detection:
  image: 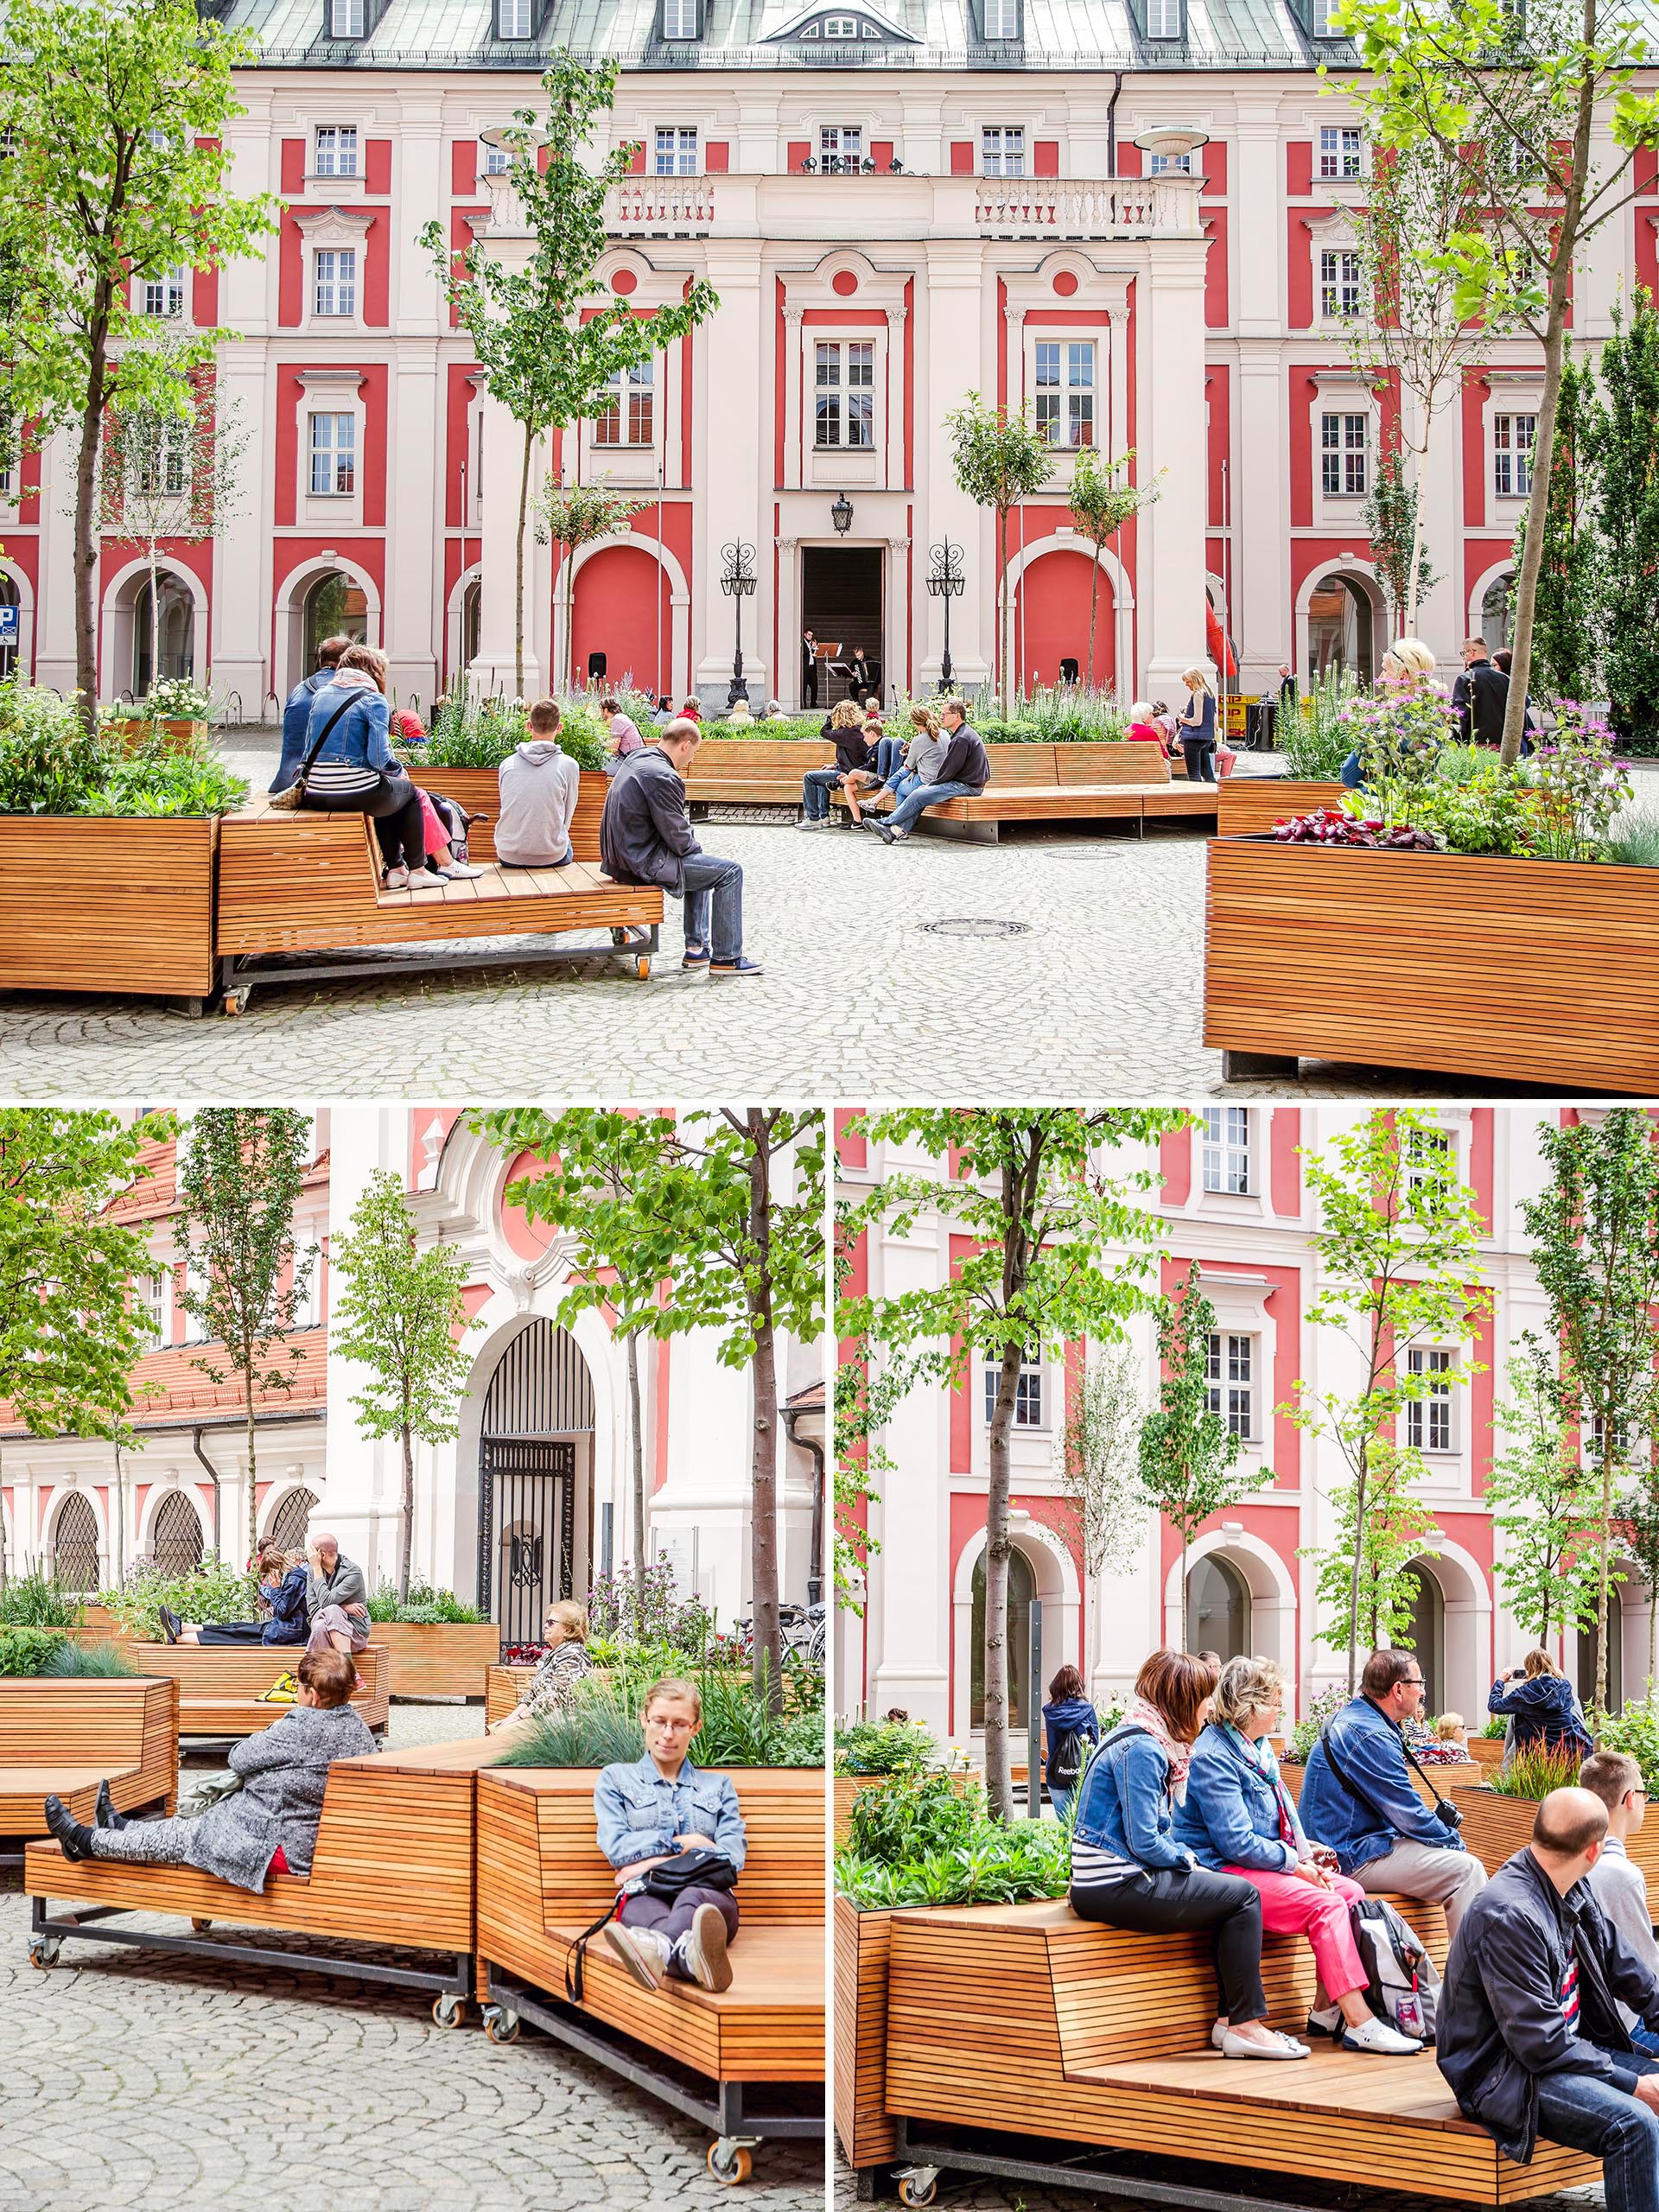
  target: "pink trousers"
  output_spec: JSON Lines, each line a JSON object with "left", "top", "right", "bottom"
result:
{"left": 1224, "top": 1864, "right": 1368, "bottom": 2005}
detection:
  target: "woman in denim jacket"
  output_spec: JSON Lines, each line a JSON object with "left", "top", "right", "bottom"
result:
{"left": 596, "top": 1676, "right": 747, "bottom": 1995}
{"left": 296, "top": 643, "right": 435, "bottom": 892}
{"left": 1177, "top": 1656, "right": 1422, "bottom": 2056}
{"left": 1071, "top": 1649, "right": 1304, "bottom": 2060}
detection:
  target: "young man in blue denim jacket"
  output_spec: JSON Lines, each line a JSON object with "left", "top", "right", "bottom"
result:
{"left": 597, "top": 1676, "right": 747, "bottom": 1993}
{"left": 1299, "top": 1648, "right": 1487, "bottom": 1941}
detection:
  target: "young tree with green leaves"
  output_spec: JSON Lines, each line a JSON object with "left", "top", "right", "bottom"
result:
{"left": 1136, "top": 1265, "right": 1253, "bottom": 1636}
{"left": 836, "top": 1109, "right": 1186, "bottom": 1820}
{"left": 1522, "top": 1107, "right": 1659, "bottom": 1717}
{"left": 1303, "top": 1441, "right": 1438, "bottom": 1658}
{"left": 0, "top": 1109, "right": 169, "bottom": 1591}
{"left": 483, "top": 1109, "right": 824, "bottom": 1708}
{"left": 175, "top": 1110, "right": 314, "bottom": 1568}
{"left": 536, "top": 480, "right": 648, "bottom": 694}
{"left": 0, "top": 0, "right": 275, "bottom": 730}
{"left": 1066, "top": 448, "right": 1158, "bottom": 690}
{"left": 1586, "top": 289, "right": 1659, "bottom": 744}
{"left": 422, "top": 60, "right": 717, "bottom": 699}
{"left": 1513, "top": 346, "right": 1601, "bottom": 704}
{"left": 1621, "top": 1462, "right": 1659, "bottom": 1687}
{"left": 1055, "top": 1341, "right": 1147, "bottom": 1682}
{"left": 329, "top": 1170, "right": 480, "bottom": 1604}
{"left": 1486, "top": 1336, "right": 1605, "bottom": 1649}
{"left": 1362, "top": 444, "right": 1440, "bottom": 637}
{"left": 96, "top": 331, "right": 250, "bottom": 711}
{"left": 1336, "top": 0, "right": 1659, "bottom": 762}
{"left": 945, "top": 395, "right": 1055, "bottom": 717}
{"left": 1286, "top": 1110, "right": 1490, "bottom": 1695}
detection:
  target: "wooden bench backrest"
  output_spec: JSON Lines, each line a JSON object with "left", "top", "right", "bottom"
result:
{"left": 404, "top": 766, "right": 607, "bottom": 866}
{"left": 485, "top": 1662, "right": 537, "bottom": 1726}
{"left": 982, "top": 743, "right": 1060, "bottom": 787}
{"left": 683, "top": 741, "right": 835, "bottom": 774}
{"left": 479, "top": 1765, "right": 825, "bottom": 1929}
{"left": 131, "top": 1642, "right": 387, "bottom": 1718}
{"left": 0, "top": 1676, "right": 172, "bottom": 1770}
{"left": 1053, "top": 743, "right": 1172, "bottom": 787}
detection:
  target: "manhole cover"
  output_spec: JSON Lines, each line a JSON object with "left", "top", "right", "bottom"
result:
{"left": 918, "top": 918, "right": 1032, "bottom": 940}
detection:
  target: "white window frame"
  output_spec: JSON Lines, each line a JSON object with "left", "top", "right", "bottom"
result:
{"left": 294, "top": 1241, "right": 325, "bottom": 1329}
{"left": 594, "top": 359, "right": 655, "bottom": 448}
{"left": 654, "top": 125, "right": 699, "bottom": 175}
{"left": 982, "top": 125, "right": 1026, "bottom": 178}
{"left": 983, "top": 1355, "right": 1045, "bottom": 1429}
{"left": 481, "top": 137, "right": 511, "bottom": 174}
{"left": 1310, "top": 0, "right": 1338, "bottom": 33}
{"left": 1319, "top": 246, "right": 1363, "bottom": 321}
{"left": 1319, "top": 124, "right": 1364, "bottom": 179}
{"left": 983, "top": 0, "right": 1019, "bottom": 32}
{"left": 1406, "top": 1346, "right": 1456, "bottom": 1455}
{"left": 498, "top": 0, "right": 533, "bottom": 31}
{"left": 137, "top": 419, "right": 190, "bottom": 499}
{"left": 819, "top": 124, "right": 864, "bottom": 170}
{"left": 814, "top": 338, "right": 875, "bottom": 449}
{"left": 137, "top": 1269, "right": 169, "bottom": 1350}
{"left": 1201, "top": 1106, "right": 1253, "bottom": 1196}
{"left": 1405, "top": 1124, "right": 1455, "bottom": 1192}
{"left": 663, "top": 0, "right": 697, "bottom": 34}
{"left": 329, "top": 0, "right": 365, "bottom": 29}
{"left": 314, "top": 124, "right": 359, "bottom": 176}
{"left": 1148, "top": 149, "right": 1192, "bottom": 174}
{"left": 142, "top": 267, "right": 188, "bottom": 319}
{"left": 1320, "top": 409, "right": 1370, "bottom": 496}
{"left": 1492, "top": 411, "right": 1535, "bottom": 500}
{"left": 308, "top": 411, "right": 356, "bottom": 496}
{"left": 1205, "top": 1331, "right": 1257, "bottom": 1441}
{"left": 181, "top": 1256, "right": 210, "bottom": 1345}
{"left": 313, "top": 246, "right": 358, "bottom": 319}
{"left": 1145, "top": 0, "right": 1184, "bottom": 35}
{"left": 1033, "top": 338, "right": 1096, "bottom": 449}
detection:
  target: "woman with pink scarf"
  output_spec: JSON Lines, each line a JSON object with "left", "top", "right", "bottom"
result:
{"left": 1069, "top": 1649, "right": 1308, "bottom": 2061}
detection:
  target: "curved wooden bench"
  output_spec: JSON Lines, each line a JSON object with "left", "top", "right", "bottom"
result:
{"left": 476, "top": 1765, "right": 824, "bottom": 2162}
{"left": 24, "top": 1733, "right": 499, "bottom": 2012}
{"left": 683, "top": 738, "right": 835, "bottom": 804}
{"left": 831, "top": 743, "right": 1218, "bottom": 841}
{"left": 127, "top": 1643, "right": 389, "bottom": 1738}
{"left": 0, "top": 1678, "right": 178, "bottom": 1864}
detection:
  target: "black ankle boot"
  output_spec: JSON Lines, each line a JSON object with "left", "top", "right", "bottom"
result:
{"left": 157, "top": 1605, "right": 182, "bottom": 1645}
{"left": 43, "top": 1793, "right": 97, "bottom": 1861}
{"left": 92, "top": 1779, "right": 126, "bottom": 1831}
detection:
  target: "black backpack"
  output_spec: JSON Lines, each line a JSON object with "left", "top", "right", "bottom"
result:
{"left": 1051, "top": 1726, "right": 1090, "bottom": 1789}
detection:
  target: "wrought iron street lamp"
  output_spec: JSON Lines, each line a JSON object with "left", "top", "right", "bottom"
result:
{"left": 830, "top": 493, "right": 855, "bottom": 536}
{"left": 720, "top": 539, "right": 757, "bottom": 708}
{"left": 926, "top": 538, "right": 966, "bottom": 690}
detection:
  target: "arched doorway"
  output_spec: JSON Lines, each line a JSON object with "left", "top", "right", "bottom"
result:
{"left": 1185, "top": 1554, "right": 1250, "bottom": 1662}
{"left": 51, "top": 1493, "right": 101, "bottom": 1592}
{"left": 0, "top": 571, "right": 17, "bottom": 680}
{"left": 302, "top": 569, "right": 369, "bottom": 670}
{"left": 266, "top": 1485, "right": 319, "bottom": 1554}
{"left": 477, "top": 1319, "right": 595, "bottom": 1646}
{"left": 1307, "top": 572, "right": 1376, "bottom": 687}
{"left": 970, "top": 1546, "right": 1036, "bottom": 1730}
{"left": 1480, "top": 572, "right": 1515, "bottom": 655}
{"left": 461, "top": 578, "right": 481, "bottom": 673}
{"left": 1014, "top": 549, "right": 1114, "bottom": 691}
{"left": 570, "top": 542, "right": 672, "bottom": 696}
{"left": 151, "top": 1491, "right": 204, "bottom": 1576}
{"left": 133, "top": 573, "right": 196, "bottom": 696}
{"left": 1394, "top": 1558, "right": 1446, "bottom": 1715}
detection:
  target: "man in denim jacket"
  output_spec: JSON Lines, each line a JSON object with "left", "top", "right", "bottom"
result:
{"left": 597, "top": 1676, "right": 747, "bottom": 1993}
{"left": 1300, "top": 1649, "right": 1487, "bottom": 1940}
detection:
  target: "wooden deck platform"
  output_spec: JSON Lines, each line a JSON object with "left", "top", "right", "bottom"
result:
{"left": 126, "top": 1643, "right": 389, "bottom": 1738}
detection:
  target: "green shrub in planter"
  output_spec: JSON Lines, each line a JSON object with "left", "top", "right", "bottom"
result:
{"left": 0, "top": 1626, "right": 70, "bottom": 1676}
{"left": 99, "top": 1559, "right": 260, "bottom": 1642}
{"left": 1598, "top": 1694, "right": 1659, "bottom": 1793}
{"left": 835, "top": 1770, "right": 1070, "bottom": 1910}
{"left": 1285, "top": 1684, "right": 1350, "bottom": 1764}
{"left": 0, "top": 1565, "right": 83, "bottom": 1628}
{"left": 492, "top": 1669, "right": 826, "bottom": 1770}
{"left": 39, "top": 1638, "right": 138, "bottom": 1678}
{"left": 835, "top": 1718, "right": 938, "bottom": 1777}
{"left": 1484, "top": 1744, "right": 1581, "bottom": 1799}
{"left": 365, "top": 1577, "right": 486, "bottom": 1624}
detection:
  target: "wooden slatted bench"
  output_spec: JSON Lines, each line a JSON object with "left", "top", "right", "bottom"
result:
{"left": 683, "top": 739, "right": 835, "bottom": 805}
{"left": 127, "top": 1643, "right": 390, "bottom": 1739}
{"left": 832, "top": 743, "right": 1219, "bottom": 842}
{"left": 880, "top": 1897, "right": 1596, "bottom": 2207}
{"left": 1217, "top": 775, "right": 1345, "bottom": 836}
{"left": 485, "top": 1662, "right": 537, "bottom": 1727}
{"left": 0, "top": 1677, "right": 178, "bottom": 1867}
{"left": 24, "top": 1733, "right": 499, "bottom": 2016}
{"left": 475, "top": 1765, "right": 825, "bottom": 2177}
{"left": 213, "top": 772, "right": 662, "bottom": 1010}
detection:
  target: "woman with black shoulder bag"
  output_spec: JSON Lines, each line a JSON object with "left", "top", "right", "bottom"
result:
{"left": 288, "top": 642, "right": 438, "bottom": 892}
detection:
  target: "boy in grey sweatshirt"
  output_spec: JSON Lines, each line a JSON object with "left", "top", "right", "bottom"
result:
{"left": 497, "top": 699, "right": 581, "bottom": 867}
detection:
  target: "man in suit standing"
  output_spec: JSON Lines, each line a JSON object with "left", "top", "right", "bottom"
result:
{"left": 801, "top": 628, "right": 819, "bottom": 709}
{"left": 1452, "top": 637, "right": 1510, "bottom": 746}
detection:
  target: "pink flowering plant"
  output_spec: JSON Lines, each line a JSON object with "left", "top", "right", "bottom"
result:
{"left": 1340, "top": 675, "right": 1460, "bottom": 830}
{"left": 1516, "top": 704, "right": 1632, "bottom": 864}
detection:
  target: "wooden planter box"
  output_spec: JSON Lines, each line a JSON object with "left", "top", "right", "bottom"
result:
{"left": 1205, "top": 836, "right": 1659, "bottom": 1090}
{"left": 0, "top": 814, "right": 219, "bottom": 999}
{"left": 1452, "top": 1779, "right": 1659, "bottom": 1879}
{"left": 105, "top": 718, "right": 209, "bottom": 754}
{"left": 403, "top": 765, "right": 608, "bottom": 866}
{"left": 834, "top": 1768, "right": 980, "bottom": 1847}
{"left": 376, "top": 1619, "right": 500, "bottom": 1700}
{"left": 1469, "top": 1733, "right": 1504, "bottom": 1770}
{"left": 835, "top": 1890, "right": 900, "bottom": 2171}
{"left": 0, "top": 1675, "right": 179, "bottom": 1838}
{"left": 1216, "top": 777, "right": 1345, "bottom": 836}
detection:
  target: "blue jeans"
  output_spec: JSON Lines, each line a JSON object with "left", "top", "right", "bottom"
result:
{"left": 679, "top": 852, "right": 743, "bottom": 963}
{"left": 885, "top": 771, "right": 919, "bottom": 806}
{"left": 1630, "top": 2023, "right": 1659, "bottom": 2057}
{"left": 802, "top": 767, "right": 844, "bottom": 821}
{"left": 500, "top": 847, "right": 574, "bottom": 870}
{"left": 872, "top": 734, "right": 906, "bottom": 780}
{"left": 1535, "top": 2044, "right": 1659, "bottom": 2212}
{"left": 1049, "top": 1784, "right": 1074, "bottom": 1827}
{"left": 885, "top": 779, "right": 977, "bottom": 835}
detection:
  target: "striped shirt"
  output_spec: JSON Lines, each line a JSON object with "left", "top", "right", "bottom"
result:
{"left": 1561, "top": 1941, "right": 1580, "bottom": 2031}
{"left": 1070, "top": 1836, "right": 1145, "bottom": 1889}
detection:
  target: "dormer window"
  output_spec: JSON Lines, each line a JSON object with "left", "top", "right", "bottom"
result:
{"left": 982, "top": 0, "right": 1020, "bottom": 34}
{"left": 1145, "top": 0, "right": 1185, "bottom": 33}
{"left": 773, "top": 3, "right": 917, "bottom": 38}
{"left": 315, "top": 124, "right": 359, "bottom": 175}
{"left": 495, "top": 0, "right": 536, "bottom": 35}
{"left": 662, "top": 0, "right": 701, "bottom": 36}
{"left": 327, "top": 0, "right": 365, "bottom": 35}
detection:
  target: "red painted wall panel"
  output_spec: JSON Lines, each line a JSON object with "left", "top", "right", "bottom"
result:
{"left": 281, "top": 138, "right": 307, "bottom": 196}
{"left": 1117, "top": 143, "right": 1142, "bottom": 178}
{"left": 570, "top": 539, "right": 673, "bottom": 694}
{"left": 1014, "top": 549, "right": 1110, "bottom": 690}
{"left": 1287, "top": 214, "right": 1313, "bottom": 330}
{"left": 950, "top": 141, "right": 975, "bottom": 175}
{"left": 1205, "top": 207, "right": 1229, "bottom": 328}
{"left": 1205, "top": 363, "right": 1230, "bottom": 528}
{"left": 1638, "top": 145, "right": 1659, "bottom": 195}
{"left": 278, "top": 213, "right": 302, "bottom": 328}
{"left": 364, "top": 213, "right": 389, "bottom": 327}
{"left": 1470, "top": 1108, "right": 1495, "bottom": 1235}
{"left": 872, "top": 140, "right": 894, "bottom": 170}
{"left": 193, "top": 264, "right": 219, "bottom": 327}
{"left": 274, "top": 369, "right": 299, "bottom": 526}
{"left": 1462, "top": 369, "right": 1489, "bottom": 532}
{"left": 1269, "top": 1109, "right": 1300, "bottom": 1217}
{"left": 1203, "top": 140, "right": 1228, "bottom": 194}
{"left": 705, "top": 141, "right": 730, "bottom": 171}
{"left": 1463, "top": 540, "right": 1511, "bottom": 630}
{"left": 451, "top": 140, "right": 476, "bottom": 195}
{"left": 1639, "top": 210, "right": 1659, "bottom": 305}
{"left": 365, "top": 138, "right": 391, "bottom": 194}
{"left": 1160, "top": 1127, "right": 1191, "bottom": 1206}
{"left": 360, "top": 363, "right": 388, "bottom": 528}
{"left": 786, "top": 140, "right": 810, "bottom": 170}
{"left": 1288, "top": 368, "right": 1317, "bottom": 530}
{"left": 836, "top": 1108, "right": 868, "bottom": 1170}
{"left": 445, "top": 360, "right": 479, "bottom": 529}
{"left": 1287, "top": 141, "right": 1312, "bottom": 197}
{"left": 1034, "top": 140, "right": 1058, "bottom": 176}
{"left": 629, "top": 143, "right": 645, "bottom": 175}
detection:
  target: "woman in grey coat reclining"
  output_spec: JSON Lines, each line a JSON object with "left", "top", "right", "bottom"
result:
{"left": 42, "top": 1649, "right": 375, "bottom": 1889}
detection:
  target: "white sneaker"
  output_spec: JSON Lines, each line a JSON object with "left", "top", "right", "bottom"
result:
{"left": 407, "top": 868, "right": 447, "bottom": 891}
{"left": 797, "top": 817, "right": 825, "bottom": 831}
{"left": 1341, "top": 2014, "right": 1423, "bottom": 2056}
{"left": 676, "top": 1902, "right": 734, "bottom": 1993}
{"left": 1306, "top": 2004, "right": 1343, "bottom": 2039}
{"left": 603, "top": 1921, "right": 672, "bottom": 1991}
{"left": 439, "top": 861, "right": 485, "bottom": 879}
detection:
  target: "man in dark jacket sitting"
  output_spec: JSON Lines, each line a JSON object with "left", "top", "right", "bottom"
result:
{"left": 600, "top": 719, "right": 761, "bottom": 977}
{"left": 876, "top": 696, "right": 991, "bottom": 845}
{"left": 1439, "top": 1786, "right": 1659, "bottom": 2211}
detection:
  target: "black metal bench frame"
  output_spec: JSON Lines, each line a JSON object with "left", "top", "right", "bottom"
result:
{"left": 216, "top": 919, "right": 659, "bottom": 1011}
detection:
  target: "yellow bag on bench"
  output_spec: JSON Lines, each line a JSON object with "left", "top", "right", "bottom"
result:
{"left": 257, "top": 1670, "right": 299, "bottom": 1705}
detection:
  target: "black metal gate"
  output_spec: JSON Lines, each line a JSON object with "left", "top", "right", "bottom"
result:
{"left": 476, "top": 1319, "right": 595, "bottom": 1643}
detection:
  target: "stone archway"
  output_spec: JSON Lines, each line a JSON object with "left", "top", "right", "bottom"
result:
{"left": 100, "top": 556, "right": 207, "bottom": 699}
{"left": 1296, "top": 561, "right": 1386, "bottom": 690}
{"left": 950, "top": 1516, "right": 1082, "bottom": 1742}
{"left": 1163, "top": 1530, "right": 1297, "bottom": 1693}
{"left": 474, "top": 1318, "right": 596, "bottom": 1645}
{"left": 272, "top": 555, "right": 380, "bottom": 701}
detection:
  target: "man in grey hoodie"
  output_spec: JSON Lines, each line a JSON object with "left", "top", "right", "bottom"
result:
{"left": 497, "top": 698, "right": 582, "bottom": 868}
{"left": 1584, "top": 1749, "right": 1659, "bottom": 2055}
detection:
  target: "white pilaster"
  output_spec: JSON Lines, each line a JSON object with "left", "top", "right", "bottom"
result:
{"left": 918, "top": 231, "right": 990, "bottom": 690}
{"left": 1140, "top": 242, "right": 1211, "bottom": 699}
{"left": 694, "top": 231, "right": 769, "bottom": 707}
{"left": 1236, "top": 348, "right": 1290, "bottom": 690}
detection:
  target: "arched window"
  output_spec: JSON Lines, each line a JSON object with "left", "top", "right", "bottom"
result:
{"left": 461, "top": 578, "right": 481, "bottom": 670}
{"left": 1185, "top": 1554, "right": 1251, "bottom": 1663}
{"left": 970, "top": 1546, "right": 1036, "bottom": 1730}
{"left": 133, "top": 573, "right": 196, "bottom": 696}
{"left": 302, "top": 569, "right": 368, "bottom": 668}
{"left": 266, "top": 1486, "right": 319, "bottom": 1554}
{"left": 1394, "top": 1558, "right": 1446, "bottom": 1713}
{"left": 1307, "top": 572, "right": 1376, "bottom": 688}
{"left": 0, "top": 572, "right": 17, "bottom": 681}
{"left": 151, "top": 1491, "right": 204, "bottom": 1576}
{"left": 1481, "top": 572, "right": 1515, "bottom": 655}
{"left": 52, "top": 1493, "right": 101, "bottom": 1592}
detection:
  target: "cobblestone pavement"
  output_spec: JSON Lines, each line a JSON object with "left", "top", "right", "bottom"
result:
{"left": 0, "top": 1700, "right": 823, "bottom": 2212}
{"left": 0, "top": 733, "right": 1558, "bottom": 1101}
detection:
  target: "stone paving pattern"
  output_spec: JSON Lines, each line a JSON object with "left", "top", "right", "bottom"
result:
{"left": 0, "top": 1700, "right": 822, "bottom": 2212}
{"left": 0, "top": 733, "right": 1559, "bottom": 1101}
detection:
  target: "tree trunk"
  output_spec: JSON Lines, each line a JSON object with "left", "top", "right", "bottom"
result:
{"left": 1404, "top": 445, "right": 1426, "bottom": 634}
{"left": 73, "top": 325, "right": 111, "bottom": 736}
{"left": 113, "top": 1442, "right": 125, "bottom": 1582}
{"left": 514, "top": 425, "right": 533, "bottom": 702}
{"left": 245, "top": 1376, "right": 259, "bottom": 1570}
{"left": 1345, "top": 1444, "right": 1370, "bottom": 1698}
{"left": 1180, "top": 1530, "right": 1190, "bottom": 1649}
{"left": 1597, "top": 1428, "right": 1615, "bottom": 1719}
{"left": 626, "top": 1327, "right": 645, "bottom": 1617}
{"left": 0, "top": 1439, "right": 9, "bottom": 1592}
{"left": 998, "top": 504, "right": 1012, "bottom": 720}
{"left": 1086, "top": 551, "right": 1101, "bottom": 689}
{"left": 148, "top": 541, "right": 162, "bottom": 707}
{"left": 745, "top": 1112, "right": 783, "bottom": 1717}
{"left": 398, "top": 1408, "right": 415, "bottom": 1605}
{"left": 985, "top": 1332, "right": 1025, "bottom": 1821}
